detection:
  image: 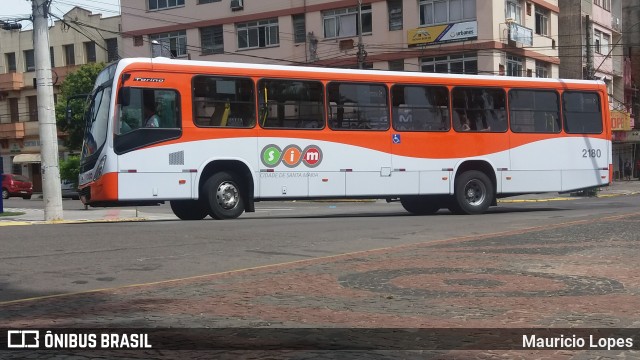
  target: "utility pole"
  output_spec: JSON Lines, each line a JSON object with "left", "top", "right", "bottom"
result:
{"left": 585, "top": 15, "right": 594, "bottom": 80}
{"left": 356, "top": 0, "right": 366, "bottom": 69}
{"left": 33, "top": 0, "right": 63, "bottom": 221}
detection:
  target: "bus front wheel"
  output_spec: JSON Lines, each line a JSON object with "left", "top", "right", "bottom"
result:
{"left": 170, "top": 200, "right": 209, "bottom": 220}
{"left": 204, "top": 171, "right": 245, "bottom": 220}
{"left": 453, "top": 170, "right": 494, "bottom": 215}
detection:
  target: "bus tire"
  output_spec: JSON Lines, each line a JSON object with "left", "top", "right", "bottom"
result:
{"left": 170, "top": 200, "right": 209, "bottom": 220}
{"left": 400, "top": 196, "right": 441, "bottom": 215}
{"left": 204, "top": 171, "right": 245, "bottom": 220}
{"left": 453, "top": 170, "right": 494, "bottom": 215}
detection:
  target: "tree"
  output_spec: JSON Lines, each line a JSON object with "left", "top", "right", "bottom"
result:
{"left": 55, "top": 62, "right": 105, "bottom": 152}
{"left": 59, "top": 156, "right": 80, "bottom": 187}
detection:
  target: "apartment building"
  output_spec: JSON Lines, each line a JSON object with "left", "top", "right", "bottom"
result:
{"left": 121, "top": 0, "right": 559, "bottom": 77}
{"left": 0, "top": 7, "right": 121, "bottom": 191}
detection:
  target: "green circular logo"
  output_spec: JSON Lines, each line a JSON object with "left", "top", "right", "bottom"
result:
{"left": 261, "top": 145, "right": 282, "bottom": 167}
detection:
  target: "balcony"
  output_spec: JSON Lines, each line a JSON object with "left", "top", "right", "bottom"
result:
{"left": 52, "top": 65, "right": 81, "bottom": 86}
{"left": 0, "top": 122, "right": 25, "bottom": 140}
{"left": 0, "top": 72, "right": 24, "bottom": 91}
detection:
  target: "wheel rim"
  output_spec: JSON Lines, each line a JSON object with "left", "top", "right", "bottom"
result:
{"left": 216, "top": 181, "right": 239, "bottom": 210}
{"left": 2, "top": 190, "right": 8, "bottom": 199}
{"left": 464, "top": 179, "right": 486, "bottom": 206}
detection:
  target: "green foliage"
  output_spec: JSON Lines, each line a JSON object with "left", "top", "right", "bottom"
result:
{"left": 55, "top": 63, "right": 106, "bottom": 151}
{"left": 59, "top": 156, "right": 80, "bottom": 187}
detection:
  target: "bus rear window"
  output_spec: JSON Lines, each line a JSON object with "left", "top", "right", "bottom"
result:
{"left": 193, "top": 76, "right": 255, "bottom": 128}
{"left": 563, "top": 91, "right": 602, "bottom": 134}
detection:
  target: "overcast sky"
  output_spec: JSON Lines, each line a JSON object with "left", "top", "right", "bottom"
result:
{"left": 0, "top": 0, "right": 121, "bottom": 29}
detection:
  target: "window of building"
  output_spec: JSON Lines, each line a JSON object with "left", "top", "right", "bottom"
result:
{"left": 505, "top": 0, "right": 521, "bottom": 24}
{"left": 85, "top": 41, "right": 96, "bottom": 63}
{"left": 563, "top": 91, "right": 602, "bottom": 134}
{"left": 9, "top": 98, "right": 18, "bottom": 123}
{"left": 392, "top": 85, "right": 450, "bottom": 131}
{"left": 150, "top": 31, "right": 188, "bottom": 57}
{"left": 509, "top": 89, "right": 560, "bottom": 133}
{"left": 24, "top": 49, "right": 35, "bottom": 72}
{"left": 327, "top": 82, "right": 389, "bottom": 130}
{"left": 506, "top": 54, "right": 523, "bottom": 77}
{"left": 452, "top": 87, "right": 507, "bottom": 132}
{"left": 388, "top": 59, "right": 405, "bottom": 71}
{"left": 237, "top": 19, "right": 279, "bottom": 49}
{"left": 50, "top": 47, "right": 55, "bottom": 67}
{"left": 27, "top": 96, "right": 38, "bottom": 122}
{"left": 5, "top": 53, "right": 16, "bottom": 73}
{"left": 388, "top": 0, "right": 403, "bottom": 31}
{"left": 198, "top": 0, "right": 220, "bottom": 3}
{"left": 292, "top": 14, "right": 306, "bottom": 43}
{"left": 594, "top": 0, "right": 611, "bottom": 11}
{"left": 323, "top": 5, "right": 372, "bottom": 38}
{"left": 148, "top": 0, "right": 184, "bottom": 11}
{"left": 258, "top": 79, "right": 324, "bottom": 129}
{"left": 593, "top": 30, "right": 609, "bottom": 55}
{"left": 106, "top": 38, "right": 119, "bottom": 62}
{"left": 192, "top": 76, "right": 255, "bottom": 128}
{"left": 200, "top": 25, "right": 224, "bottom": 54}
{"left": 421, "top": 53, "right": 478, "bottom": 75}
{"left": 133, "top": 36, "right": 143, "bottom": 47}
{"left": 64, "top": 44, "right": 75, "bottom": 65}
{"left": 420, "top": 0, "right": 476, "bottom": 26}
{"left": 535, "top": 61, "right": 550, "bottom": 78}
{"left": 535, "top": 7, "right": 549, "bottom": 36}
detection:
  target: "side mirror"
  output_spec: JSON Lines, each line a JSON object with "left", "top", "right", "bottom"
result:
{"left": 119, "top": 87, "right": 130, "bottom": 107}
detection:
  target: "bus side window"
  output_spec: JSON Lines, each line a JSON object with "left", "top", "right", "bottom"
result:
{"left": 192, "top": 76, "right": 255, "bottom": 128}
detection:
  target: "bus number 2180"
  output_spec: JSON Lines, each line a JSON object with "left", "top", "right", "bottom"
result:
{"left": 582, "top": 149, "right": 602, "bottom": 158}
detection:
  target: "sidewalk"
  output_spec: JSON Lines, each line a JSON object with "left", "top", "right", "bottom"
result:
{"left": 1, "top": 180, "right": 640, "bottom": 225}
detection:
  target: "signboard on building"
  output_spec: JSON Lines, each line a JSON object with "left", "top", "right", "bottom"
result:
{"left": 408, "top": 21, "right": 477, "bottom": 46}
{"left": 611, "top": 110, "right": 632, "bottom": 131}
{"left": 509, "top": 23, "right": 533, "bottom": 46}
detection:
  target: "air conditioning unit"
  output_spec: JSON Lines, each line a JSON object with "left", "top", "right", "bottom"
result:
{"left": 230, "top": 0, "right": 243, "bottom": 11}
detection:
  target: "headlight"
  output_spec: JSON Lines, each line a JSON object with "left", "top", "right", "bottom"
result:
{"left": 93, "top": 155, "right": 107, "bottom": 181}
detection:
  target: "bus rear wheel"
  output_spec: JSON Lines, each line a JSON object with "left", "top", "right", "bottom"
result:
{"left": 400, "top": 195, "right": 441, "bottom": 215}
{"left": 204, "top": 171, "right": 245, "bottom": 220}
{"left": 170, "top": 200, "right": 209, "bottom": 220}
{"left": 453, "top": 170, "right": 494, "bottom": 215}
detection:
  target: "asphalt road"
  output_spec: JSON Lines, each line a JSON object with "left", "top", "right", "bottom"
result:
{"left": 1, "top": 195, "right": 638, "bottom": 303}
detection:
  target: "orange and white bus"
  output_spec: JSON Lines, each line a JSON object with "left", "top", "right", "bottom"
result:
{"left": 75, "top": 58, "right": 611, "bottom": 220}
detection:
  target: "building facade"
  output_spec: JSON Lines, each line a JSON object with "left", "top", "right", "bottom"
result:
{"left": 0, "top": 7, "right": 121, "bottom": 190}
{"left": 621, "top": 1, "right": 640, "bottom": 179}
{"left": 121, "top": 0, "right": 560, "bottom": 77}
{"left": 558, "top": 0, "right": 632, "bottom": 180}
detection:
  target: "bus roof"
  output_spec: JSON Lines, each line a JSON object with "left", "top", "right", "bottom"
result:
{"left": 118, "top": 57, "right": 605, "bottom": 87}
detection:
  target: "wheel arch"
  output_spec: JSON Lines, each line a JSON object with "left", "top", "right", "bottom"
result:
{"left": 197, "top": 159, "right": 256, "bottom": 212}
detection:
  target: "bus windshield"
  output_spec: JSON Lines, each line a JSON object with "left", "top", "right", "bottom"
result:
{"left": 80, "top": 64, "right": 116, "bottom": 165}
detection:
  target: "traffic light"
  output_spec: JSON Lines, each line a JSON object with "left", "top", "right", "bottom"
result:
{"left": 1, "top": 22, "right": 22, "bottom": 30}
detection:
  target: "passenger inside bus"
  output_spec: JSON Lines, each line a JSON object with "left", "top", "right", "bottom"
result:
{"left": 144, "top": 102, "right": 160, "bottom": 127}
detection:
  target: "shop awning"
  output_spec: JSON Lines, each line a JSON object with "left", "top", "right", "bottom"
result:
{"left": 12, "top": 153, "right": 41, "bottom": 164}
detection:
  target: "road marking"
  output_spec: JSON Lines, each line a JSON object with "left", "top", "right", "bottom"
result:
{"left": 1, "top": 211, "right": 638, "bottom": 307}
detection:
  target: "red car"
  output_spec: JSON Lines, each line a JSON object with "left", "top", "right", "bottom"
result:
{"left": 1, "top": 174, "right": 33, "bottom": 199}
